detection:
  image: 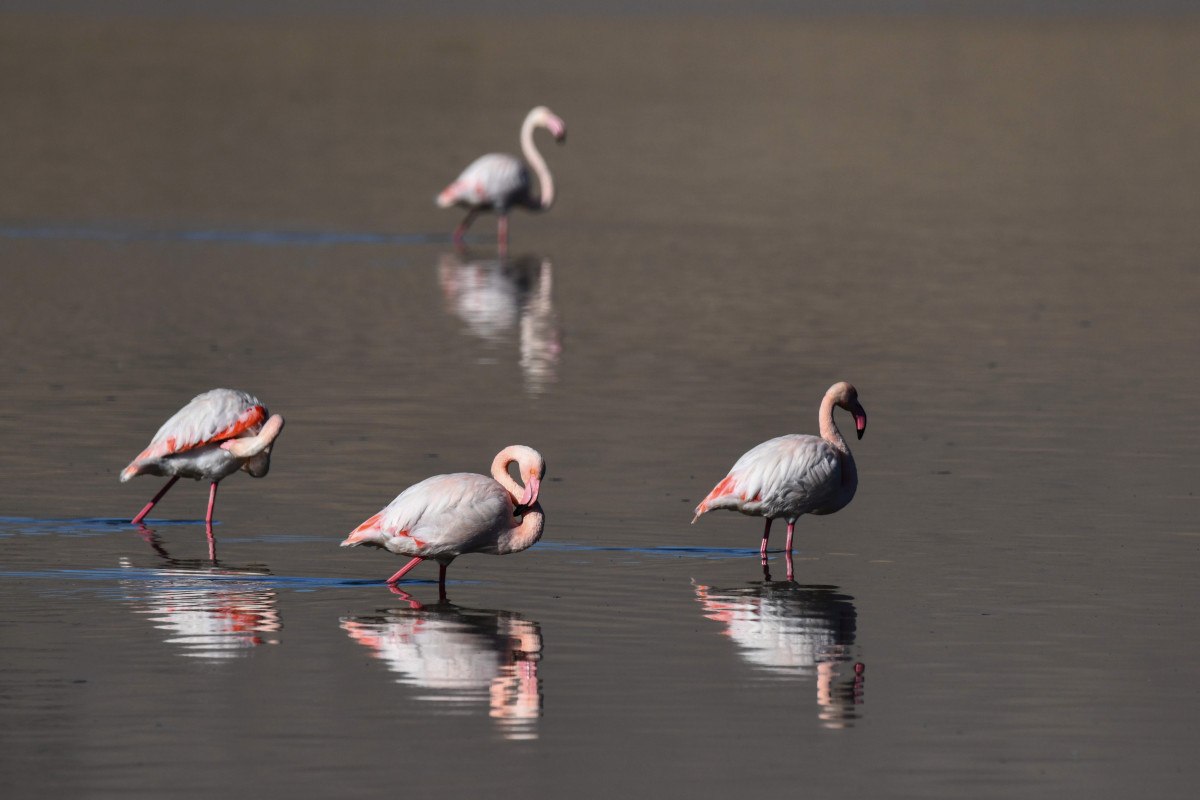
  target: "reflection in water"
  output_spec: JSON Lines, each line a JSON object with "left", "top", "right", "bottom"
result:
{"left": 341, "top": 597, "right": 543, "bottom": 740}
{"left": 695, "top": 580, "right": 864, "bottom": 728}
{"left": 118, "top": 527, "right": 281, "bottom": 659}
{"left": 437, "top": 252, "right": 561, "bottom": 394}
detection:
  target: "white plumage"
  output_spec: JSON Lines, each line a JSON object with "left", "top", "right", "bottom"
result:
{"left": 121, "top": 388, "right": 285, "bottom": 524}
{"left": 341, "top": 445, "right": 546, "bottom": 596}
{"left": 436, "top": 106, "right": 567, "bottom": 249}
{"left": 693, "top": 382, "right": 868, "bottom": 559}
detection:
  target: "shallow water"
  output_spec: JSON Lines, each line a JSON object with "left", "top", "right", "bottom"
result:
{"left": 1, "top": 7, "right": 1198, "bottom": 799}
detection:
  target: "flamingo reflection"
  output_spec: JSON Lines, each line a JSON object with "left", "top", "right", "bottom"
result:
{"left": 118, "top": 526, "right": 281, "bottom": 659}
{"left": 341, "top": 596, "right": 542, "bottom": 740}
{"left": 694, "top": 578, "right": 864, "bottom": 728}
{"left": 437, "top": 252, "right": 561, "bottom": 394}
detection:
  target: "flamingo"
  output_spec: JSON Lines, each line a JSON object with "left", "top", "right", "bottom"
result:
{"left": 692, "top": 382, "right": 868, "bottom": 568}
{"left": 120, "top": 388, "right": 285, "bottom": 525}
{"left": 436, "top": 106, "right": 567, "bottom": 250}
{"left": 341, "top": 445, "right": 546, "bottom": 597}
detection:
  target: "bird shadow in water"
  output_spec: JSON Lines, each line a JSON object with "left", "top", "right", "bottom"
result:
{"left": 118, "top": 524, "right": 282, "bottom": 659}
{"left": 341, "top": 593, "right": 543, "bottom": 740}
{"left": 694, "top": 575, "right": 865, "bottom": 728}
{"left": 437, "top": 250, "right": 561, "bottom": 396}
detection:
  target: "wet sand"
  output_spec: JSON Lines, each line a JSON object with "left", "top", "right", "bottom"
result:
{"left": 1, "top": 8, "right": 1198, "bottom": 800}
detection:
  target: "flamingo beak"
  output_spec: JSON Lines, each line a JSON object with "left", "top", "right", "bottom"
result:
{"left": 519, "top": 475, "right": 541, "bottom": 507}
{"left": 854, "top": 406, "right": 867, "bottom": 440}
{"left": 550, "top": 118, "right": 567, "bottom": 143}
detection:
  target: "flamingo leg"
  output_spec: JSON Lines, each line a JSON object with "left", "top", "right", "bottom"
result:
{"left": 453, "top": 211, "right": 478, "bottom": 245}
{"left": 785, "top": 550, "right": 795, "bottom": 582}
{"left": 760, "top": 518, "right": 772, "bottom": 556}
{"left": 438, "top": 562, "right": 449, "bottom": 602}
{"left": 131, "top": 475, "right": 180, "bottom": 524}
{"left": 785, "top": 519, "right": 797, "bottom": 553}
{"left": 205, "top": 481, "right": 219, "bottom": 524}
{"left": 206, "top": 522, "right": 218, "bottom": 562}
{"left": 497, "top": 214, "right": 509, "bottom": 253}
{"left": 385, "top": 556, "right": 425, "bottom": 585}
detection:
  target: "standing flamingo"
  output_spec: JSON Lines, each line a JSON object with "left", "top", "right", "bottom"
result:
{"left": 436, "top": 106, "right": 567, "bottom": 250}
{"left": 692, "top": 382, "right": 867, "bottom": 567}
{"left": 341, "top": 445, "right": 546, "bottom": 597}
{"left": 121, "top": 389, "right": 285, "bottom": 525}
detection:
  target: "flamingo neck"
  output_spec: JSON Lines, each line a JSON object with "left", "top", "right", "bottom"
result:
{"left": 521, "top": 117, "right": 555, "bottom": 211}
{"left": 491, "top": 448, "right": 527, "bottom": 503}
{"left": 819, "top": 393, "right": 858, "bottom": 489}
{"left": 497, "top": 504, "right": 545, "bottom": 555}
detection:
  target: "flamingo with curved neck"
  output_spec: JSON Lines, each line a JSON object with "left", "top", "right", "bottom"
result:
{"left": 341, "top": 445, "right": 546, "bottom": 598}
{"left": 436, "top": 106, "right": 567, "bottom": 251}
{"left": 692, "top": 382, "right": 868, "bottom": 577}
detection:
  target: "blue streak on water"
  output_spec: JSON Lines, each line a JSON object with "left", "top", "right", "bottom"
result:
{"left": 0, "top": 223, "right": 447, "bottom": 247}
{"left": 0, "top": 517, "right": 756, "bottom": 557}
{"left": 0, "top": 516, "right": 212, "bottom": 537}
{"left": 0, "top": 567, "right": 441, "bottom": 591}
{"left": 534, "top": 541, "right": 760, "bottom": 559}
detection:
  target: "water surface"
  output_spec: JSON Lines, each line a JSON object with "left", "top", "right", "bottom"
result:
{"left": 1, "top": 8, "right": 1198, "bottom": 799}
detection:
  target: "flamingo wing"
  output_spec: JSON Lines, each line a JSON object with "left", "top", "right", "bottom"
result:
{"left": 695, "top": 435, "right": 842, "bottom": 519}
{"left": 345, "top": 473, "right": 512, "bottom": 557}
{"left": 437, "top": 153, "right": 529, "bottom": 210}
{"left": 122, "top": 389, "right": 267, "bottom": 479}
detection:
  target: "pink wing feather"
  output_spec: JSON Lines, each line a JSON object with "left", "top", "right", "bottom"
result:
{"left": 122, "top": 389, "right": 268, "bottom": 480}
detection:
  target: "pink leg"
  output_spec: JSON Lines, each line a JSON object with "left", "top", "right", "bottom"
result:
{"left": 760, "top": 518, "right": 773, "bottom": 556}
{"left": 132, "top": 475, "right": 180, "bottom": 524}
{"left": 785, "top": 550, "right": 795, "bottom": 582}
{"left": 497, "top": 215, "right": 509, "bottom": 254}
{"left": 454, "top": 211, "right": 477, "bottom": 246}
{"left": 206, "top": 522, "right": 217, "bottom": 562}
{"left": 785, "top": 519, "right": 796, "bottom": 553}
{"left": 385, "top": 556, "right": 424, "bottom": 585}
{"left": 205, "top": 481, "right": 219, "bottom": 524}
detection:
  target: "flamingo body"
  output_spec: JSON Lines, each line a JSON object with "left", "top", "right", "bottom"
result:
{"left": 694, "top": 434, "right": 848, "bottom": 521}
{"left": 438, "top": 154, "right": 531, "bottom": 215}
{"left": 121, "top": 388, "right": 285, "bottom": 524}
{"left": 693, "top": 382, "right": 867, "bottom": 559}
{"left": 342, "top": 445, "right": 546, "bottom": 595}
{"left": 437, "top": 106, "right": 566, "bottom": 249}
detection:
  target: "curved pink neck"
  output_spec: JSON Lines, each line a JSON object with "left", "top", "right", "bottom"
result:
{"left": 491, "top": 447, "right": 527, "bottom": 503}
{"left": 521, "top": 117, "right": 555, "bottom": 210}
{"left": 819, "top": 393, "right": 858, "bottom": 490}
{"left": 818, "top": 392, "right": 848, "bottom": 453}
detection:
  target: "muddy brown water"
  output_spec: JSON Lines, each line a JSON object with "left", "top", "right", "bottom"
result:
{"left": 1, "top": 7, "right": 1198, "bottom": 799}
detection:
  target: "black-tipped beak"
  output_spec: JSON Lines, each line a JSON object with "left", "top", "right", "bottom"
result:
{"left": 854, "top": 409, "right": 867, "bottom": 440}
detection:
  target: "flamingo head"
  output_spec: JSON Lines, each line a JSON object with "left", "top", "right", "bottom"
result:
{"left": 494, "top": 445, "right": 546, "bottom": 509}
{"left": 829, "top": 381, "right": 868, "bottom": 440}
{"left": 530, "top": 106, "right": 567, "bottom": 143}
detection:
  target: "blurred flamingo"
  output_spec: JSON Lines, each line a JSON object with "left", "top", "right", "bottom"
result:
{"left": 341, "top": 445, "right": 546, "bottom": 597}
{"left": 692, "top": 382, "right": 867, "bottom": 566}
{"left": 437, "top": 252, "right": 562, "bottom": 393}
{"left": 121, "top": 388, "right": 285, "bottom": 525}
{"left": 436, "top": 106, "right": 567, "bottom": 251}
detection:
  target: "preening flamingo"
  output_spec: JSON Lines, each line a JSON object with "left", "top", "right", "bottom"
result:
{"left": 692, "top": 382, "right": 867, "bottom": 565}
{"left": 436, "top": 106, "right": 567, "bottom": 250}
{"left": 341, "top": 445, "right": 546, "bottom": 597}
{"left": 121, "top": 389, "right": 285, "bottom": 525}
